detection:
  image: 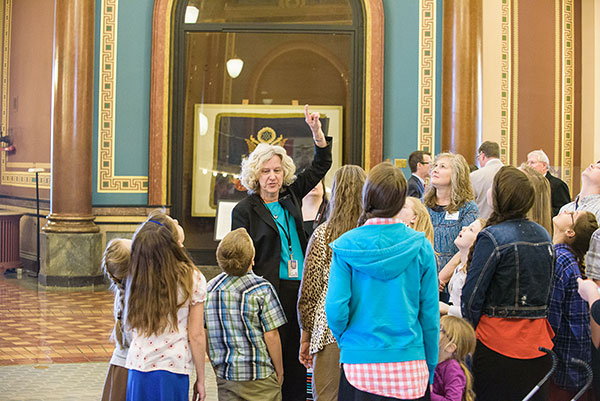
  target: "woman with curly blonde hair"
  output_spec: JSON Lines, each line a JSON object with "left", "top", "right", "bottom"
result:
{"left": 232, "top": 105, "right": 333, "bottom": 401}
{"left": 424, "top": 153, "right": 479, "bottom": 275}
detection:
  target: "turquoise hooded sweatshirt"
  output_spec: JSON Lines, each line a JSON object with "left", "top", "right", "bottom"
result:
{"left": 325, "top": 222, "right": 439, "bottom": 384}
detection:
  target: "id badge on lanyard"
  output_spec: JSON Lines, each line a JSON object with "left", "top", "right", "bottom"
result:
{"left": 288, "top": 256, "right": 299, "bottom": 278}
{"left": 273, "top": 207, "right": 299, "bottom": 278}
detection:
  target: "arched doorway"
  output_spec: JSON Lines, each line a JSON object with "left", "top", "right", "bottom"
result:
{"left": 149, "top": 0, "right": 383, "bottom": 264}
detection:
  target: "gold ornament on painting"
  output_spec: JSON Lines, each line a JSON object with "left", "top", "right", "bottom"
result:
{"left": 245, "top": 127, "right": 288, "bottom": 153}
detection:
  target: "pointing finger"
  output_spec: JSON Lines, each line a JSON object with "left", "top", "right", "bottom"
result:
{"left": 304, "top": 104, "right": 310, "bottom": 120}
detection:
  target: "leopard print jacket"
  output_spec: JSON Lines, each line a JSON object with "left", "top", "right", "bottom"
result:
{"left": 298, "top": 223, "right": 337, "bottom": 355}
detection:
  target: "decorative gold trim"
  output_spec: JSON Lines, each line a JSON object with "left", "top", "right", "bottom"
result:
{"left": 561, "top": 0, "right": 574, "bottom": 191}
{"left": 6, "top": 162, "right": 51, "bottom": 169}
{"left": 223, "top": 33, "right": 235, "bottom": 104}
{"left": 511, "top": 0, "right": 519, "bottom": 166}
{"left": 418, "top": 0, "right": 436, "bottom": 154}
{"left": 0, "top": 0, "right": 50, "bottom": 189}
{"left": 500, "top": 0, "right": 511, "bottom": 165}
{"left": 554, "top": 0, "right": 561, "bottom": 170}
{"left": 97, "top": 0, "right": 148, "bottom": 193}
{"left": 1, "top": 0, "right": 9, "bottom": 137}
{"left": 363, "top": 1, "right": 372, "bottom": 170}
{"left": 94, "top": 215, "right": 147, "bottom": 223}
{"left": 160, "top": 0, "right": 174, "bottom": 206}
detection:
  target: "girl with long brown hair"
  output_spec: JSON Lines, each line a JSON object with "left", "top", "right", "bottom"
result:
{"left": 325, "top": 162, "right": 439, "bottom": 400}
{"left": 125, "top": 210, "right": 207, "bottom": 401}
{"left": 298, "top": 164, "right": 366, "bottom": 401}
{"left": 548, "top": 210, "right": 598, "bottom": 400}
{"left": 462, "top": 166, "right": 555, "bottom": 401}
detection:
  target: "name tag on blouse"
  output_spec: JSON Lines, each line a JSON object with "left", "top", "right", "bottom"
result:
{"left": 445, "top": 211, "right": 460, "bottom": 220}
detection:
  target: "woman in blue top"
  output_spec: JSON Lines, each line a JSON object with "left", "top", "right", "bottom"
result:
{"left": 326, "top": 162, "right": 439, "bottom": 400}
{"left": 424, "top": 153, "right": 478, "bottom": 273}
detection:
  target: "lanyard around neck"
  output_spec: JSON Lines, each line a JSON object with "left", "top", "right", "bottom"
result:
{"left": 275, "top": 210, "right": 293, "bottom": 255}
{"left": 265, "top": 201, "right": 293, "bottom": 255}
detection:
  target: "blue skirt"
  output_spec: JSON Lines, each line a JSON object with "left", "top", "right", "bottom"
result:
{"left": 126, "top": 369, "right": 189, "bottom": 401}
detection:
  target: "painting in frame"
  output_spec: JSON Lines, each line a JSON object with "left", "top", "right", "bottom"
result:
{"left": 191, "top": 104, "right": 343, "bottom": 217}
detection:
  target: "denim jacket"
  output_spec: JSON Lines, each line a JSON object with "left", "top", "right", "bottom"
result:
{"left": 461, "top": 219, "right": 554, "bottom": 327}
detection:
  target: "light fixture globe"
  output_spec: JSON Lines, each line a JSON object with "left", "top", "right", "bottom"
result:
{"left": 226, "top": 58, "right": 244, "bottom": 79}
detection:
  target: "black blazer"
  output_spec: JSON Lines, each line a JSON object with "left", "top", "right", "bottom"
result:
{"left": 407, "top": 174, "right": 425, "bottom": 199}
{"left": 231, "top": 138, "right": 333, "bottom": 291}
{"left": 546, "top": 171, "right": 571, "bottom": 217}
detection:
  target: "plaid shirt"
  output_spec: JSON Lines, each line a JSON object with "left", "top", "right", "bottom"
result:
{"left": 343, "top": 218, "right": 429, "bottom": 399}
{"left": 548, "top": 244, "right": 592, "bottom": 390}
{"left": 205, "top": 272, "right": 287, "bottom": 381}
{"left": 586, "top": 228, "right": 600, "bottom": 280}
{"left": 345, "top": 361, "right": 429, "bottom": 399}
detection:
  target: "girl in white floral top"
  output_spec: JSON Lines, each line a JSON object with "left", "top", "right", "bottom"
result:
{"left": 125, "top": 211, "right": 207, "bottom": 401}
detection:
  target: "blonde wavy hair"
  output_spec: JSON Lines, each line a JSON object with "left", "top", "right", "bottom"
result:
{"left": 126, "top": 210, "right": 196, "bottom": 337}
{"left": 520, "top": 164, "right": 552, "bottom": 234}
{"left": 101, "top": 238, "right": 131, "bottom": 349}
{"left": 424, "top": 153, "right": 474, "bottom": 213}
{"left": 440, "top": 315, "right": 476, "bottom": 401}
{"left": 240, "top": 143, "right": 296, "bottom": 194}
{"left": 404, "top": 197, "right": 434, "bottom": 246}
{"left": 325, "top": 165, "right": 367, "bottom": 242}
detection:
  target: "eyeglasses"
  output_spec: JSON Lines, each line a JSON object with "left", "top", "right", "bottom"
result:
{"left": 568, "top": 211, "right": 575, "bottom": 226}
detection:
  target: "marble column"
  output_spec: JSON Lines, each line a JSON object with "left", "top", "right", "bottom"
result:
{"left": 41, "top": 0, "right": 102, "bottom": 288}
{"left": 441, "top": 0, "right": 482, "bottom": 164}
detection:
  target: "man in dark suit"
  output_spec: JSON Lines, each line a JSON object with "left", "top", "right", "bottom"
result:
{"left": 527, "top": 149, "right": 571, "bottom": 216}
{"left": 407, "top": 150, "right": 431, "bottom": 199}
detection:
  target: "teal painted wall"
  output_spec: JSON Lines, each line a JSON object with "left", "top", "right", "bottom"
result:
{"left": 382, "top": 0, "right": 419, "bottom": 163}
{"left": 92, "top": 0, "right": 152, "bottom": 205}
{"left": 382, "top": 0, "right": 443, "bottom": 178}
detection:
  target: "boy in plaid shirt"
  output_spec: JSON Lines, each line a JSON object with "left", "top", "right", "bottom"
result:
{"left": 205, "top": 228, "right": 287, "bottom": 401}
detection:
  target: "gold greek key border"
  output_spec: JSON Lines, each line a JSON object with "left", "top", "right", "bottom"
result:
{"left": 97, "top": 0, "right": 148, "bottom": 193}
{"left": 0, "top": 0, "right": 50, "bottom": 189}
{"left": 418, "top": 0, "right": 436, "bottom": 154}
{"left": 554, "top": 0, "right": 561, "bottom": 170}
{"left": 511, "top": 0, "right": 519, "bottom": 166}
{"left": 499, "top": 0, "right": 511, "bottom": 165}
{"left": 363, "top": 0, "right": 372, "bottom": 170}
{"left": 1, "top": 0, "right": 9, "bottom": 137}
{"left": 561, "top": 0, "right": 574, "bottom": 190}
